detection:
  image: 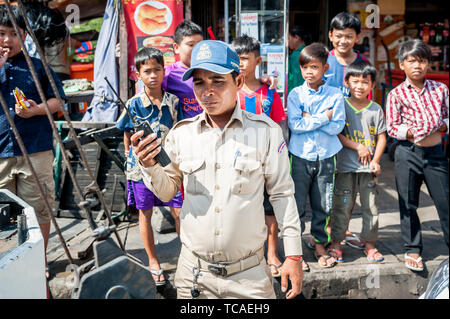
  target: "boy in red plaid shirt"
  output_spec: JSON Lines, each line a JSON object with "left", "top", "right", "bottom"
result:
{"left": 386, "top": 40, "right": 448, "bottom": 272}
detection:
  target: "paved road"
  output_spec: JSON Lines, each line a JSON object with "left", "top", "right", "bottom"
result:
{"left": 47, "top": 153, "right": 449, "bottom": 299}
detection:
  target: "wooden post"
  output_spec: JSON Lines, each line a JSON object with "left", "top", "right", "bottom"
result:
{"left": 119, "top": 2, "right": 129, "bottom": 105}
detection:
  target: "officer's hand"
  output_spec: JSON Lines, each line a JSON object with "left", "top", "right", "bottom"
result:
{"left": 130, "top": 131, "right": 161, "bottom": 168}
{"left": 279, "top": 258, "right": 303, "bottom": 299}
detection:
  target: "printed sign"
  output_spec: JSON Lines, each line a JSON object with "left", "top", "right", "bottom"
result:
{"left": 240, "top": 13, "right": 259, "bottom": 40}
{"left": 123, "top": 0, "right": 183, "bottom": 80}
{"left": 267, "top": 52, "right": 285, "bottom": 91}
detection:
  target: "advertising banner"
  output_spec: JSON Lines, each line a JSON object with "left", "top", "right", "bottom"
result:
{"left": 122, "top": 0, "right": 183, "bottom": 80}
{"left": 267, "top": 48, "right": 284, "bottom": 92}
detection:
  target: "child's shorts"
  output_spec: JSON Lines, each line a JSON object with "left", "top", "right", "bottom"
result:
{"left": 127, "top": 180, "right": 183, "bottom": 210}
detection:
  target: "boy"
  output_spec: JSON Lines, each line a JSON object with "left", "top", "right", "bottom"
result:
{"left": 326, "top": 12, "right": 369, "bottom": 98}
{"left": 287, "top": 43, "right": 346, "bottom": 268}
{"left": 0, "top": 5, "right": 67, "bottom": 279}
{"left": 116, "top": 47, "right": 183, "bottom": 285}
{"left": 288, "top": 25, "right": 310, "bottom": 95}
{"left": 386, "top": 40, "right": 449, "bottom": 272}
{"left": 162, "top": 20, "right": 204, "bottom": 119}
{"left": 329, "top": 60, "right": 387, "bottom": 263}
{"left": 232, "top": 34, "right": 288, "bottom": 276}
{"left": 326, "top": 12, "right": 370, "bottom": 249}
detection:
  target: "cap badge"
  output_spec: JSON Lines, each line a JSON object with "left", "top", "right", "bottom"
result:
{"left": 197, "top": 43, "right": 212, "bottom": 61}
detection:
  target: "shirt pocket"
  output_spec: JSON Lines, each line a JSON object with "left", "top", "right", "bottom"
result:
{"left": 179, "top": 159, "right": 205, "bottom": 195}
{"left": 231, "top": 158, "right": 262, "bottom": 195}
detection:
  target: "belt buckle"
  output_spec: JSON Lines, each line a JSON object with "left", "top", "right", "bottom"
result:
{"left": 208, "top": 264, "right": 227, "bottom": 277}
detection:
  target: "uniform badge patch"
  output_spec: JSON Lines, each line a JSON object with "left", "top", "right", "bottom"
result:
{"left": 277, "top": 141, "right": 287, "bottom": 153}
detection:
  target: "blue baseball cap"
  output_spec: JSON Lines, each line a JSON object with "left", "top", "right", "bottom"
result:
{"left": 182, "top": 40, "right": 240, "bottom": 81}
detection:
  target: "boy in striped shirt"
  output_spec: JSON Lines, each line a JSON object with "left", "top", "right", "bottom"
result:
{"left": 386, "top": 40, "right": 449, "bottom": 272}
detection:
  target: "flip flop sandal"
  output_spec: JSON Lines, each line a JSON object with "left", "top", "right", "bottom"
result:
{"left": 404, "top": 254, "right": 424, "bottom": 272}
{"left": 150, "top": 269, "right": 167, "bottom": 286}
{"left": 345, "top": 235, "right": 365, "bottom": 250}
{"left": 364, "top": 249, "right": 384, "bottom": 263}
{"left": 302, "top": 260, "right": 310, "bottom": 272}
{"left": 314, "top": 253, "right": 336, "bottom": 268}
{"left": 268, "top": 263, "right": 283, "bottom": 277}
{"left": 328, "top": 248, "right": 344, "bottom": 263}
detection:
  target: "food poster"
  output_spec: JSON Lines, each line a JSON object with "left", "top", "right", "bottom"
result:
{"left": 123, "top": 0, "right": 183, "bottom": 80}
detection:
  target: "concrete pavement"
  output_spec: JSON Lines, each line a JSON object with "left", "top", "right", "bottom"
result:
{"left": 46, "top": 153, "right": 449, "bottom": 299}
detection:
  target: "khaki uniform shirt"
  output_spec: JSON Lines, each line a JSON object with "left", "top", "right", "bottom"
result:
{"left": 139, "top": 105, "right": 302, "bottom": 262}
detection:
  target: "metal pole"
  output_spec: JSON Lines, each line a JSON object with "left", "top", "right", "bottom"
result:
{"left": 236, "top": 0, "right": 240, "bottom": 37}
{"left": 224, "top": 0, "right": 229, "bottom": 43}
{"left": 13, "top": 0, "right": 126, "bottom": 251}
{"left": 284, "top": 0, "right": 289, "bottom": 109}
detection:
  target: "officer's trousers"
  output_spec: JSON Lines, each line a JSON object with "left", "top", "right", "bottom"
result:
{"left": 174, "top": 245, "right": 276, "bottom": 299}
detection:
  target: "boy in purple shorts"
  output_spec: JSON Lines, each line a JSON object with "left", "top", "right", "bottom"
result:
{"left": 116, "top": 47, "right": 183, "bottom": 286}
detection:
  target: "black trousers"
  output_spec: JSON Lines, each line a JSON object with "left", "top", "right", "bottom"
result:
{"left": 291, "top": 154, "right": 336, "bottom": 244}
{"left": 394, "top": 141, "right": 449, "bottom": 254}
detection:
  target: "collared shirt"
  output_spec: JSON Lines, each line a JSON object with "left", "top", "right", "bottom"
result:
{"left": 139, "top": 105, "right": 302, "bottom": 262}
{"left": 325, "top": 49, "right": 369, "bottom": 97}
{"left": 0, "top": 52, "right": 67, "bottom": 158}
{"left": 116, "top": 90, "right": 182, "bottom": 182}
{"left": 287, "top": 81, "right": 346, "bottom": 161}
{"left": 288, "top": 44, "right": 306, "bottom": 94}
{"left": 386, "top": 79, "right": 449, "bottom": 143}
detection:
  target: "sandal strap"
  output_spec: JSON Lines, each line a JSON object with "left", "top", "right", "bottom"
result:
{"left": 404, "top": 254, "right": 422, "bottom": 263}
{"left": 150, "top": 269, "right": 164, "bottom": 276}
{"left": 365, "top": 248, "right": 380, "bottom": 256}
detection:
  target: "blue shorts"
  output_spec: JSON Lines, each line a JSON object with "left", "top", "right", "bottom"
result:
{"left": 127, "top": 180, "right": 183, "bottom": 210}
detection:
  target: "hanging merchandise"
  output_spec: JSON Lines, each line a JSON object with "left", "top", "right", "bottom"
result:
{"left": 73, "top": 41, "right": 98, "bottom": 63}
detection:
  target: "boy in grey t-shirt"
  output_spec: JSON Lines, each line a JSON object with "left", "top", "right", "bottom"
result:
{"left": 329, "top": 61, "right": 387, "bottom": 263}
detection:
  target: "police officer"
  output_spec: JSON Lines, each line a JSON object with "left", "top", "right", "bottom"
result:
{"left": 131, "top": 40, "right": 303, "bottom": 299}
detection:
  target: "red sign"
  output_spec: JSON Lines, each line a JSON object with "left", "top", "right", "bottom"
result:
{"left": 123, "top": 0, "right": 183, "bottom": 80}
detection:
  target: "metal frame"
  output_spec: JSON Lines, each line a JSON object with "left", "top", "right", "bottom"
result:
{"left": 234, "top": 0, "right": 289, "bottom": 108}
